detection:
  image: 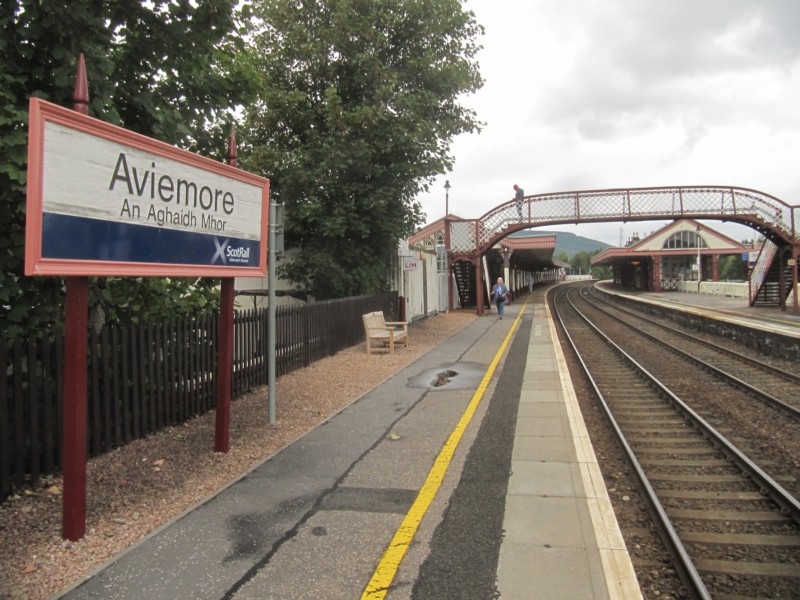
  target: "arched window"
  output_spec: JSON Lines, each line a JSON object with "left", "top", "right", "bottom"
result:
{"left": 663, "top": 230, "right": 707, "bottom": 249}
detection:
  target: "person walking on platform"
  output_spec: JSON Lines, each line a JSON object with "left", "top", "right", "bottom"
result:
{"left": 492, "top": 277, "right": 509, "bottom": 319}
{"left": 513, "top": 184, "right": 524, "bottom": 221}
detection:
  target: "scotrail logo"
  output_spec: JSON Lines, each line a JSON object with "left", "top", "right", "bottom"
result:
{"left": 212, "top": 238, "right": 230, "bottom": 265}
{"left": 212, "top": 238, "right": 252, "bottom": 265}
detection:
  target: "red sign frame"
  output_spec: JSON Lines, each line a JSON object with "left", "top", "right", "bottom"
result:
{"left": 26, "top": 98, "right": 269, "bottom": 277}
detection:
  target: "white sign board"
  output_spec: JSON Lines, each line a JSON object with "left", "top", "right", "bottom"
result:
{"left": 26, "top": 98, "right": 269, "bottom": 277}
{"left": 45, "top": 123, "right": 263, "bottom": 241}
{"left": 403, "top": 257, "right": 420, "bottom": 271}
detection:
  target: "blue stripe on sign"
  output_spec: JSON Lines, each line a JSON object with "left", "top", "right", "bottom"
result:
{"left": 41, "top": 213, "right": 260, "bottom": 267}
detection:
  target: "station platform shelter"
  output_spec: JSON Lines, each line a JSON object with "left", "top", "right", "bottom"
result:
{"left": 591, "top": 219, "right": 755, "bottom": 293}
{"left": 408, "top": 216, "right": 567, "bottom": 308}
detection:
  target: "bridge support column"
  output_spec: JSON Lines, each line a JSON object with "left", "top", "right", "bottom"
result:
{"left": 779, "top": 250, "right": 787, "bottom": 311}
{"left": 652, "top": 257, "right": 662, "bottom": 293}
{"left": 475, "top": 255, "right": 484, "bottom": 316}
{"left": 792, "top": 243, "right": 799, "bottom": 314}
{"left": 444, "top": 217, "right": 453, "bottom": 312}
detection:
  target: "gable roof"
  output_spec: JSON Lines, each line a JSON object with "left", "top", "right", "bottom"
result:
{"left": 591, "top": 219, "right": 752, "bottom": 266}
{"left": 628, "top": 219, "right": 747, "bottom": 252}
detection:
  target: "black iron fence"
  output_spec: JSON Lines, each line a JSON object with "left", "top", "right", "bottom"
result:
{"left": 0, "top": 292, "right": 399, "bottom": 501}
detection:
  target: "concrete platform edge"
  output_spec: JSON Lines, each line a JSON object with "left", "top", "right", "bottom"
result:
{"left": 545, "top": 301, "right": 644, "bottom": 600}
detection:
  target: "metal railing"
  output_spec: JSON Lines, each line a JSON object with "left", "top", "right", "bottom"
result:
{"left": 448, "top": 186, "right": 798, "bottom": 254}
{"left": 0, "top": 292, "right": 399, "bottom": 501}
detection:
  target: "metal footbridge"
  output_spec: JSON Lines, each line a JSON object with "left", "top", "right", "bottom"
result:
{"left": 442, "top": 185, "right": 800, "bottom": 314}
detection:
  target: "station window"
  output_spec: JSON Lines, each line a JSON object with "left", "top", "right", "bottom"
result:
{"left": 663, "top": 230, "right": 707, "bottom": 250}
{"left": 435, "top": 244, "right": 447, "bottom": 273}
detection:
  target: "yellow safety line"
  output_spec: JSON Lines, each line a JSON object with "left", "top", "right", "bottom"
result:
{"left": 361, "top": 300, "right": 530, "bottom": 599}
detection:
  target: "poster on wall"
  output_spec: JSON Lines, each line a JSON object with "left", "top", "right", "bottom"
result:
{"left": 26, "top": 98, "right": 269, "bottom": 278}
{"left": 403, "top": 256, "right": 420, "bottom": 271}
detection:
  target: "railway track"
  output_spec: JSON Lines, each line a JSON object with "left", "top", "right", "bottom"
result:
{"left": 585, "top": 285, "right": 800, "bottom": 416}
{"left": 550, "top": 283, "right": 800, "bottom": 599}
{"left": 570, "top": 284, "right": 800, "bottom": 499}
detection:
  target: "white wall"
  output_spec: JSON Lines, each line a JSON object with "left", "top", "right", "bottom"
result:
{"left": 676, "top": 280, "right": 749, "bottom": 298}
{"left": 395, "top": 250, "right": 440, "bottom": 323}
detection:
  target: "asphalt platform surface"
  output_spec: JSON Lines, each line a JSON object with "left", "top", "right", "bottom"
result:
{"left": 57, "top": 301, "right": 533, "bottom": 600}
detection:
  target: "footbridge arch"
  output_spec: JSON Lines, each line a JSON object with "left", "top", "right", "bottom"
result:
{"left": 442, "top": 185, "right": 799, "bottom": 314}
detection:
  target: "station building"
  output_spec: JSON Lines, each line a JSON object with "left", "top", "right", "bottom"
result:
{"left": 591, "top": 219, "right": 755, "bottom": 292}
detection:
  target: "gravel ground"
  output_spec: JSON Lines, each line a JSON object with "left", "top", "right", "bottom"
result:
{"left": 0, "top": 310, "right": 476, "bottom": 600}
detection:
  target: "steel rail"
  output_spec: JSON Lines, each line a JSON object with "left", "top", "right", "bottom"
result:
{"left": 564, "top": 285, "right": 800, "bottom": 523}
{"left": 552, "top": 284, "right": 800, "bottom": 596}
{"left": 582, "top": 285, "right": 800, "bottom": 421}
{"left": 589, "top": 285, "right": 800, "bottom": 385}
{"left": 549, "top": 286, "right": 711, "bottom": 600}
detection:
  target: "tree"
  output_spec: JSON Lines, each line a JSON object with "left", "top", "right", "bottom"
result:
{"left": 558, "top": 249, "right": 611, "bottom": 280}
{"left": 0, "top": 1, "right": 256, "bottom": 338}
{"left": 718, "top": 254, "right": 748, "bottom": 282}
{"left": 242, "top": 0, "right": 484, "bottom": 299}
{"left": 571, "top": 250, "right": 595, "bottom": 274}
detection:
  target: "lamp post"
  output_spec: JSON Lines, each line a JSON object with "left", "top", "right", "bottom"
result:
{"left": 501, "top": 244, "right": 512, "bottom": 295}
{"left": 444, "top": 180, "right": 452, "bottom": 311}
{"left": 696, "top": 225, "right": 702, "bottom": 294}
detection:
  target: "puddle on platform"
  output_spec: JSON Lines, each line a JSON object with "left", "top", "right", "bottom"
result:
{"left": 407, "top": 362, "right": 485, "bottom": 390}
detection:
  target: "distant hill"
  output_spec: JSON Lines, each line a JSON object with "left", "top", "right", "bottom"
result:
{"left": 509, "top": 229, "right": 612, "bottom": 257}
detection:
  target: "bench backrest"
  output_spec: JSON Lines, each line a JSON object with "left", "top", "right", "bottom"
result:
{"left": 362, "top": 311, "right": 387, "bottom": 334}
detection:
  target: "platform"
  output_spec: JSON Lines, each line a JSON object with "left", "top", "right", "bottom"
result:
{"left": 597, "top": 282, "right": 800, "bottom": 340}
{"left": 55, "top": 296, "right": 641, "bottom": 600}
{"left": 495, "top": 299, "right": 639, "bottom": 599}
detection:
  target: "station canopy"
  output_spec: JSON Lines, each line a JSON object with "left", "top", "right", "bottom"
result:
{"left": 407, "top": 216, "right": 567, "bottom": 272}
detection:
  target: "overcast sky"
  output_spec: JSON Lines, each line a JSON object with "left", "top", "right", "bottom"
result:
{"left": 415, "top": 0, "right": 800, "bottom": 246}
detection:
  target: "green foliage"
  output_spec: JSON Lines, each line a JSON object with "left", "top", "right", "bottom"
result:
{"left": 569, "top": 250, "right": 595, "bottom": 273}
{"left": 555, "top": 251, "right": 570, "bottom": 264}
{"left": 242, "top": 0, "right": 484, "bottom": 299}
{"left": 90, "top": 278, "right": 220, "bottom": 324}
{"left": 717, "top": 254, "right": 748, "bottom": 281}
{"left": 560, "top": 249, "right": 612, "bottom": 280}
{"left": 1, "top": 1, "right": 256, "bottom": 340}
{"left": 591, "top": 266, "right": 613, "bottom": 280}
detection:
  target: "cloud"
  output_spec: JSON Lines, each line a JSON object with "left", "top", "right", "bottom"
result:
{"left": 537, "top": 0, "right": 800, "bottom": 141}
{"left": 415, "top": 0, "right": 800, "bottom": 246}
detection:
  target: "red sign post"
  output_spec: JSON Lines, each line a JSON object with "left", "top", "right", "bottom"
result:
{"left": 25, "top": 56, "right": 268, "bottom": 539}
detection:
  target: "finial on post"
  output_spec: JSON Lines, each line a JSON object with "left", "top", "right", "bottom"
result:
{"left": 73, "top": 53, "right": 89, "bottom": 115}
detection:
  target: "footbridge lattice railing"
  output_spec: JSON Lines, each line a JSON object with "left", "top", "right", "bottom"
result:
{"left": 447, "top": 186, "right": 798, "bottom": 255}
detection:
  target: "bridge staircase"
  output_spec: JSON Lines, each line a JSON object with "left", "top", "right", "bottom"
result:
{"left": 750, "top": 239, "right": 793, "bottom": 306}
{"left": 452, "top": 260, "right": 475, "bottom": 308}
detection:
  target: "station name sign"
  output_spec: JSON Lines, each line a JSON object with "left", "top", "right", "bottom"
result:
{"left": 26, "top": 98, "right": 269, "bottom": 277}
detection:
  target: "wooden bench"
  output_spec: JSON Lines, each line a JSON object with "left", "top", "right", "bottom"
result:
{"left": 362, "top": 311, "right": 408, "bottom": 354}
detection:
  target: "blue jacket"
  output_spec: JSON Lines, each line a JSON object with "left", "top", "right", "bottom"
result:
{"left": 492, "top": 284, "right": 508, "bottom": 302}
